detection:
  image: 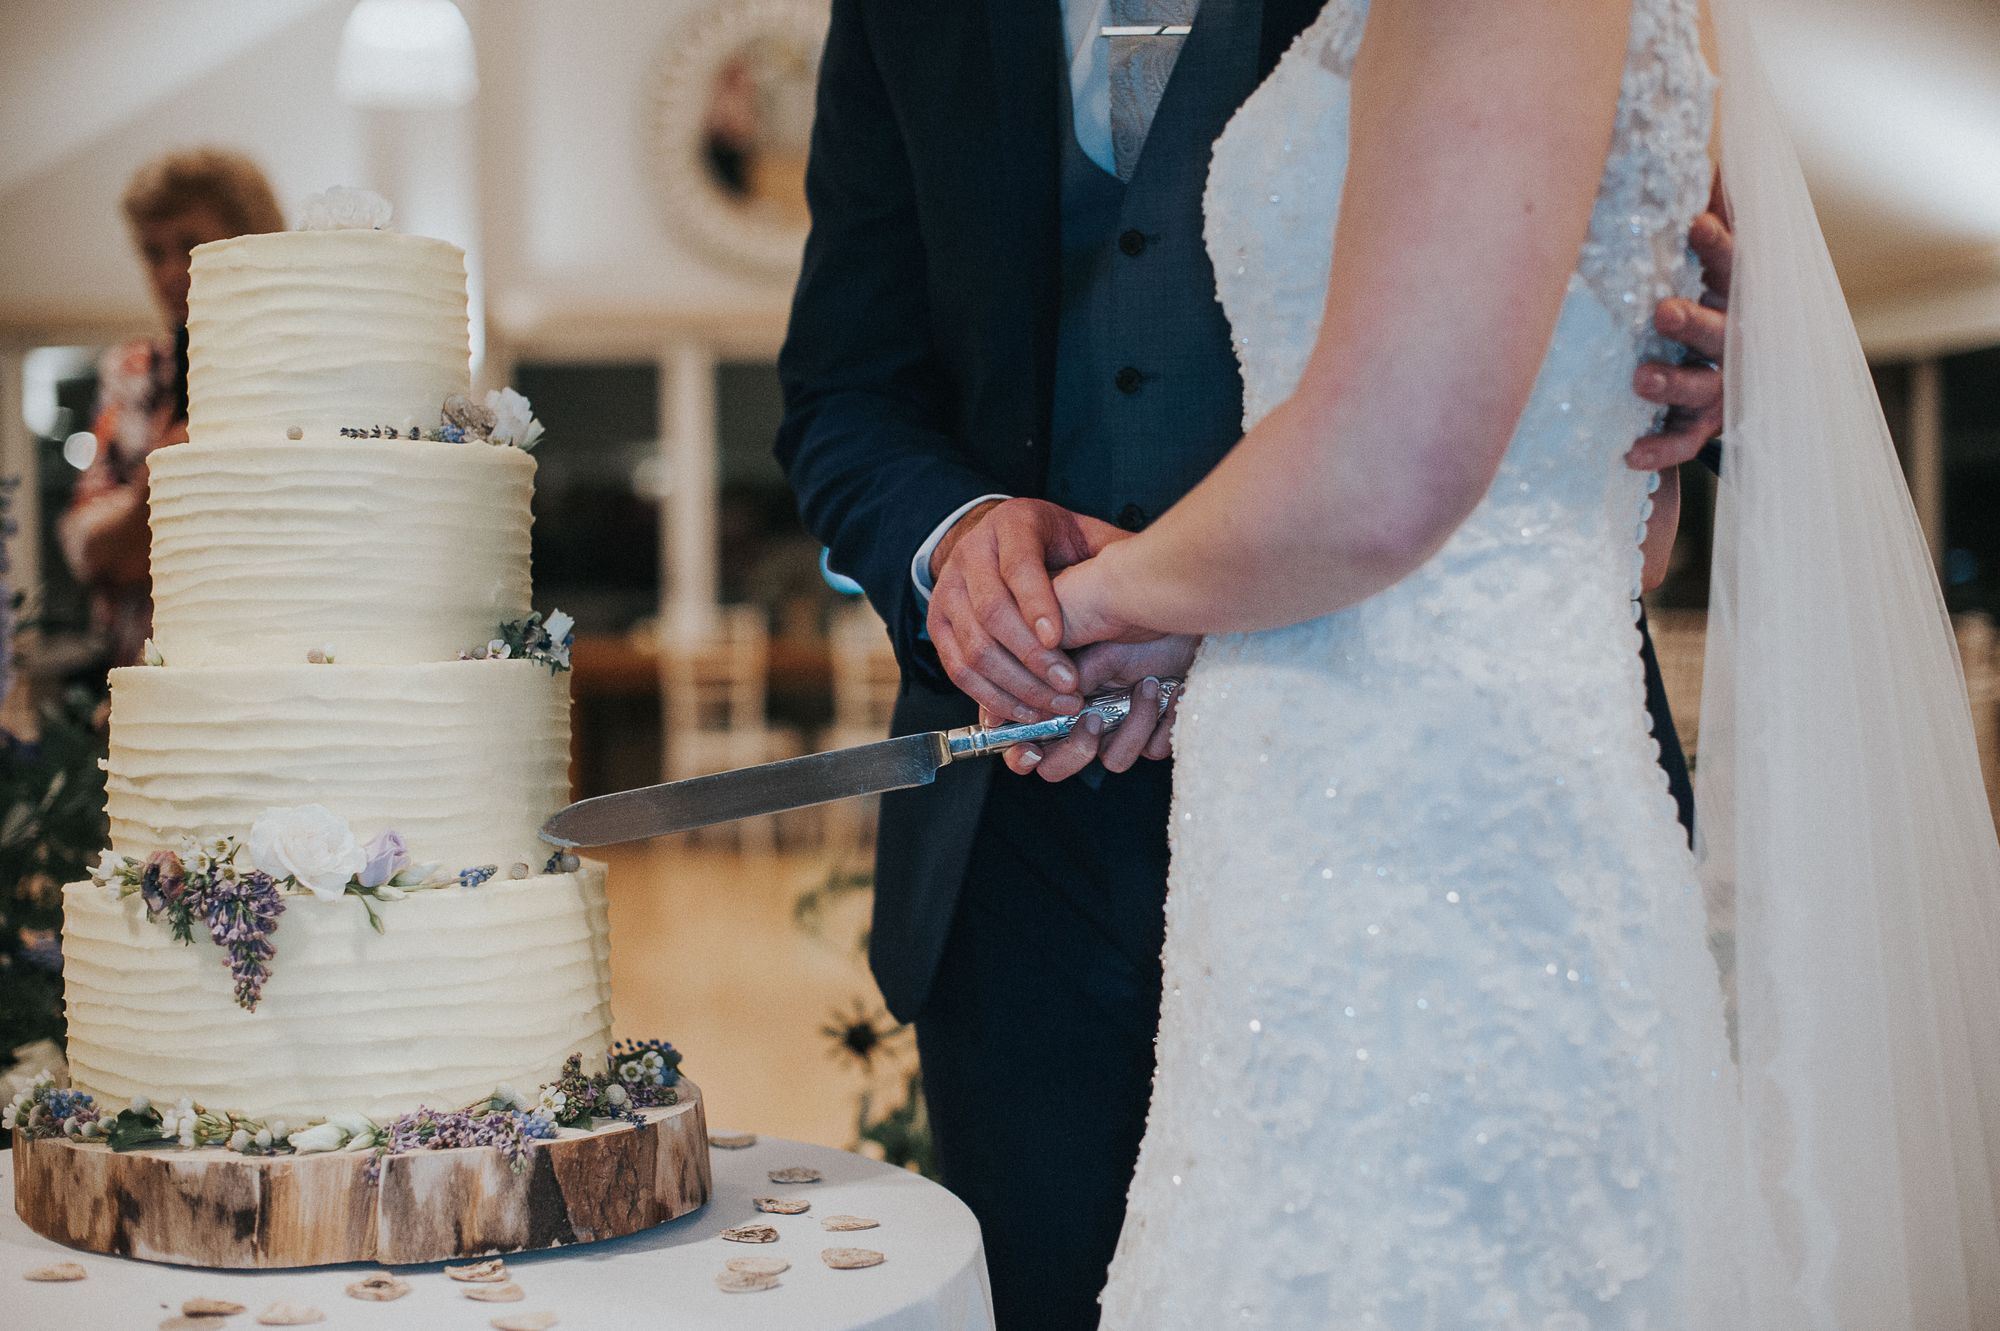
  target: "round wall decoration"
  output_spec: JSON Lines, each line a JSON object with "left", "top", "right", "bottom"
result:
{"left": 646, "top": 0, "right": 828, "bottom": 283}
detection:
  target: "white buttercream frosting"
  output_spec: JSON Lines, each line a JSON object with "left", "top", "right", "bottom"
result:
{"left": 63, "top": 211, "right": 631, "bottom": 1134}
{"left": 62, "top": 865, "right": 613, "bottom": 1122}
{"left": 186, "top": 229, "right": 470, "bottom": 447}
{"left": 148, "top": 435, "right": 535, "bottom": 665}
{"left": 104, "top": 660, "right": 570, "bottom": 872}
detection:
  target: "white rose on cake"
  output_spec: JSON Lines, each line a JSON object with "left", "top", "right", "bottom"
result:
{"left": 484, "top": 387, "right": 545, "bottom": 451}
{"left": 249, "top": 804, "right": 368, "bottom": 901}
{"left": 296, "top": 186, "right": 393, "bottom": 231}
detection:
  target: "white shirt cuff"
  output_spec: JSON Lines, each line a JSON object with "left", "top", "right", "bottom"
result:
{"left": 912, "top": 494, "right": 1011, "bottom": 603}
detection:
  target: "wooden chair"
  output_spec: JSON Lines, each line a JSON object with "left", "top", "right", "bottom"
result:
{"left": 1959, "top": 614, "right": 2000, "bottom": 826}
{"left": 1644, "top": 605, "right": 2000, "bottom": 831}
{"left": 658, "top": 605, "right": 804, "bottom": 851}
{"left": 819, "top": 602, "right": 903, "bottom": 849}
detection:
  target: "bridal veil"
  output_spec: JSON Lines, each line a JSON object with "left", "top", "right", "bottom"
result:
{"left": 1700, "top": 1, "right": 2000, "bottom": 1324}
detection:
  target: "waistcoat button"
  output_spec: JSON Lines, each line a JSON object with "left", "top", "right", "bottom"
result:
{"left": 1117, "top": 504, "right": 1148, "bottom": 532}
{"left": 1114, "top": 366, "right": 1143, "bottom": 394}
{"left": 1118, "top": 229, "right": 1148, "bottom": 257}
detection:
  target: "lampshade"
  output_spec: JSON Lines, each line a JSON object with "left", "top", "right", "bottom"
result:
{"left": 335, "top": 0, "right": 478, "bottom": 110}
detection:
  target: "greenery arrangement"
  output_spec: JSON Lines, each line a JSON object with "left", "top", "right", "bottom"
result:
{"left": 0, "top": 688, "right": 108, "bottom": 1068}
{"left": 5, "top": 1038, "right": 685, "bottom": 1178}
{"left": 1, "top": 475, "right": 111, "bottom": 1075}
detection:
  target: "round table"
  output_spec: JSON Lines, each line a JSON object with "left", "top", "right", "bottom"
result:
{"left": 4, "top": 1135, "right": 993, "bottom": 1331}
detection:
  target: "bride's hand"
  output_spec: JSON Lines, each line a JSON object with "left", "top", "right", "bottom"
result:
{"left": 1052, "top": 553, "right": 1161, "bottom": 650}
{"left": 999, "top": 635, "right": 1198, "bottom": 781}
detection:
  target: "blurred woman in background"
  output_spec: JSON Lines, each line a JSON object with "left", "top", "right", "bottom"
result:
{"left": 58, "top": 148, "right": 283, "bottom": 668}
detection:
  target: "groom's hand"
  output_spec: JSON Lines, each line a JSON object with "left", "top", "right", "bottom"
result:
{"left": 928, "top": 498, "right": 1123, "bottom": 723}
{"left": 1629, "top": 174, "right": 1734, "bottom": 473}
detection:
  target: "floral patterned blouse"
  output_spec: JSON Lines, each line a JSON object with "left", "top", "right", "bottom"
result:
{"left": 59, "top": 332, "right": 187, "bottom": 668}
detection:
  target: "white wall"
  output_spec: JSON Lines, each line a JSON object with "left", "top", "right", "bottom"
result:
{"left": 2, "top": 0, "right": 1998, "bottom": 355}
{"left": 0, "top": 1, "right": 369, "bottom": 338}
{"left": 477, "top": 0, "right": 784, "bottom": 340}
{"left": 0, "top": 0, "right": 786, "bottom": 347}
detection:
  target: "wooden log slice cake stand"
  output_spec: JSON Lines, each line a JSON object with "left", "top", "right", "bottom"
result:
{"left": 10, "top": 1081, "right": 710, "bottom": 1268}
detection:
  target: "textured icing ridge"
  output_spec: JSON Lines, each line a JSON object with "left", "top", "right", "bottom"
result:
{"left": 105, "top": 660, "right": 570, "bottom": 872}
{"left": 149, "top": 436, "right": 535, "bottom": 666}
{"left": 62, "top": 865, "right": 613, "bottom": 1122}
{"left": 186, "top": 230, "right": 470, "bottom": 447}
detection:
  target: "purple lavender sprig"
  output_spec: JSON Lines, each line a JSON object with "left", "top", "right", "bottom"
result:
{"left": 368, "top": 1104, "right": 557, "bottom": 1180}
{"left": 202, "top": 870, "right": 284, "bottom": 1010}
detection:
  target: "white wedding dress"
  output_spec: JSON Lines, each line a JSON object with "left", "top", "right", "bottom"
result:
{"left": 1097, "top": 0, "right": 1752, "bottom": 1324}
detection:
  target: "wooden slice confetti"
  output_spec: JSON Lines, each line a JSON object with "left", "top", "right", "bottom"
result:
{"left": 490, "top": 1314, "right": 559, "bottom": 1331}
{"left": 446, "top": 1258, "right": 510, "bottom": 1283}
{"left": 724, "top": 1256, "right": 791, "bottom": 1277}
{"left": 708, "top": 1132, "right": 757, "bottom": 1149}
{"left": 821, "top": 1214, "right": 880, "bottom": 1232}
{"left": 822, "top": 1247, "right": 886, "bottom": 1270}
{"left": 465, "top": 1282, "right": 526, "bottom": 1303}
{"left": 721, "top": 1223, "right": 780, "bottom": 1244}
{"left": 345, "top": 1274, "right": 411, "bottom": 1302}
{"left": 753, "top": 1196, "right": 810, "bottom": 1215}
{"left": 184, "top": 1298, "right": 247, "bottom": 1317}
{"left": 23, "top": 1262, "right": 87, "bottom": 1281}
{"left": 767, "top": 1165, "right": 823, "bottom": 1184}
{"left": 255, "top": 1304, "right": 326, "bottom": 1326}
{"left": 715, "top": 1269, "right": 781, "bottom": 1293}
{"left": 161, "top": 1318, "right": 216, "bottom": 1330}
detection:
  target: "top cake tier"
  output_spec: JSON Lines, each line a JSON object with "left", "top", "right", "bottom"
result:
{"left": 187, "top": 230, "right": 470, "bottom": 447}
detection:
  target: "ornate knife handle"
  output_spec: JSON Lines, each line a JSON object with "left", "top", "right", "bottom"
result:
{"left": 943, "top": 679, "right": 1183, "bottom": 761}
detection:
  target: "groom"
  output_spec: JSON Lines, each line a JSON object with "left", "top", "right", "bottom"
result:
{"left": 776, "top": 3, "right": 1732, "bottom": 1326}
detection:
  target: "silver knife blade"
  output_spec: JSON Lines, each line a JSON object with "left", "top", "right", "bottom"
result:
{"left": 540, "top": 731, "right": 950, "bottom": 847}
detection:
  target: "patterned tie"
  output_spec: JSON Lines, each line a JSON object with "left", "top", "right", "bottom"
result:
{"left": 1106, "top": 0, "right": 1202, "bottom": 182}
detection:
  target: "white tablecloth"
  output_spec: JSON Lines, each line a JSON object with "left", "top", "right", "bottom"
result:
{"left": 4, "top": 1134, "right": 993, "bottom": 1331}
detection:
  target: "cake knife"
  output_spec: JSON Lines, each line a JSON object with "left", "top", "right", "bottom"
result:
{"left": 539, "top": 680, "right": 1180, "bottom": 848}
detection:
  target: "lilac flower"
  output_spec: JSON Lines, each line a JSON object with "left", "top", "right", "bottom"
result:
{"left": 202, "top": 870, "right": 284, "bottom": 1010}
{"left": 370, "top": 1104, "right": 551, "bottom": 1180}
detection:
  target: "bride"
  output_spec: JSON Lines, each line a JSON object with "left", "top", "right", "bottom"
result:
{"left": 968, "top": 0, "right": 2000, "bottom": 1324}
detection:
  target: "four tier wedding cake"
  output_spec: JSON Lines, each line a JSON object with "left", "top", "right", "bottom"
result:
{"left": 30, "top": 191, "right": 646, "bottom": 1141}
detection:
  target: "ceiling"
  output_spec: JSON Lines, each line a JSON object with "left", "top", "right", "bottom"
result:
{"left": 1761, "top": 0, "right": 2000, "bottom": 300}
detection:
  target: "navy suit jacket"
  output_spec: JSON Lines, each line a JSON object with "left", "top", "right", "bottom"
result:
{"left": 774, "top": 0, "right": 1693, "bottom": 1020}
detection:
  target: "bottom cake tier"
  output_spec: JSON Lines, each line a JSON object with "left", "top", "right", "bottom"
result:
{"left": 59, "top": 863, "right": 613, "bottom": 1122}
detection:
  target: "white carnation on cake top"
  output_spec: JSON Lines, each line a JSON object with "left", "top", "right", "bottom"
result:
{"left": 248, "top": 804, "right": 369, "bottom": 901}
{"left": 297, "top": 186, "right": 394, "bottom": 232}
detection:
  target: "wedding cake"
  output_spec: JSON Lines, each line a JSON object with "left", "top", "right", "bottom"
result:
{"left": 48, "top": 191, "right": 624, "bottom": 1131}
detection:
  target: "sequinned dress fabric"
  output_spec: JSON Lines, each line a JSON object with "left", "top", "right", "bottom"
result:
{"left": 1099, "top": 1, "right": 1748, "bottom": 1325}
